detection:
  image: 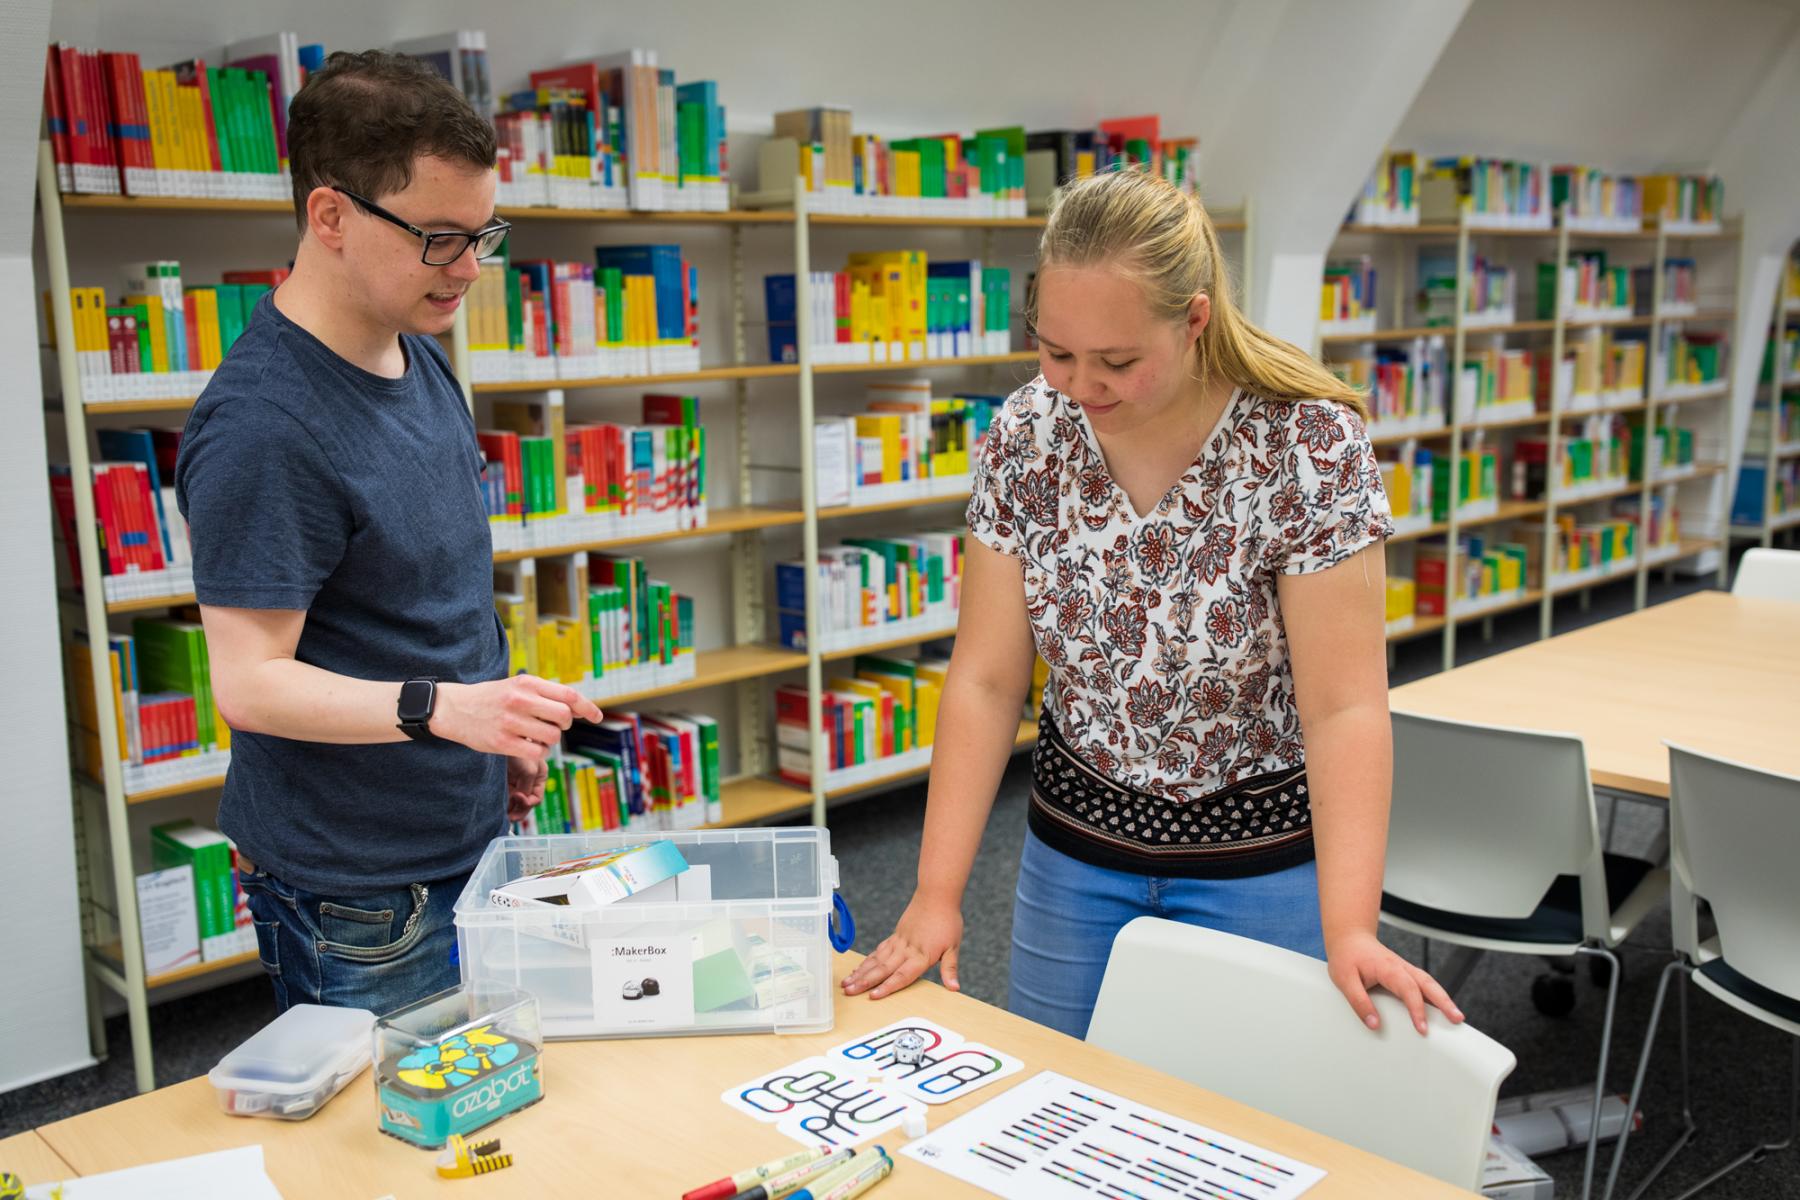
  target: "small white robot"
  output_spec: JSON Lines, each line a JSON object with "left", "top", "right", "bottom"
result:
{"left": 892, "top": 1030, "right": 927, "bottom": 1066}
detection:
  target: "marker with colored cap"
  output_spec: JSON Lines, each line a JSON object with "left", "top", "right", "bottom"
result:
{"left": 727, "top": 1148, "right": 856, "bottom": 1200}
{"left": 685, "top": 1146, "right": 832, "bottom": 1200}
{"left": 793, "top": 1148, "right": 893, "bottom": 1200}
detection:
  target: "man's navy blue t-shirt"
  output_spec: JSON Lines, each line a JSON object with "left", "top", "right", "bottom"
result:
{"left": 175, "top": 294, "right": 508, "bottom": 894}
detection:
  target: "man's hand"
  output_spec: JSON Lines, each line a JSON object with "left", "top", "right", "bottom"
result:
{"left": 431, "top": 675, "right": 602, "bottom": 760}
{"left": 507, "top": 755, "right": 549, "bottom": 822}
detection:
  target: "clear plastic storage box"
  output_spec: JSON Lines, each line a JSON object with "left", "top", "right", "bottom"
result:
{"left": 454, "top": 827, "right": 841, "bottom": 1039}
{"left": 209, "top": 1003, "right": 375, "bottom": 1119}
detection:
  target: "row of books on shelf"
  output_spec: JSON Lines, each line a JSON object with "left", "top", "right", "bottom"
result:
{"left": 1350, "top": 151, "right": 1724, "bottom": 233}
{"left": 775, "top": 656, "right": 943, "bottom": 788}
{"left": 491, "top": 554, "right": 698, "bottom": 706}
{"left": 43, "top": 39, "right": 307, "bottom": 199}
{"left": 759, "top": 110, "right": 1198, "bottom": 218}
{"left": 136, "top": 820, "right": 256, "bottom": 975}
{"left": 1760, "top": 329, "right": 1800, "bottom": 386}
{"left": 1733, "top": 461, "right": 1800, "bottom": 526}
{"left": 46, "top": 33, "right": 737, "bottom": 214}
{"left": 51, "top": 266, "right": 281, "bottom": 403}
{"left": 814, "top": 383, "right": 999, "bottom": 507}
{"left": 49, "top": 425, "right": 187, "bottom": 603}
{"left": 1745, "top": 395, "right": 1800, "bottom": 455}
{"left": 476, "top": 392, "right": 708, "bottom": 553}
{"left": 496, "top": 55, "right": 728, "bottom": 211}
{"left": 775, "top": 533, "right": 965, "bottom": 653}
{"left": 513, "top": 709, "right": 724, "bottom": 835}
{"left": 466, "top": 246, "right": 702, "bottom": 383}
{"left": 766, "top": 255, "right": 1013, "bottom": 366}
{"left": 67, "top": 616, "right": 228, "bottom": 781}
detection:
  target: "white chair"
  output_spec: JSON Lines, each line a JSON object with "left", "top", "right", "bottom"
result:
{"left": 1087, "top": 916, "right": 1516, "bottom": 1191}
{"left": 1732, "top": 547, "right": 1800, "bottom": 601}
{"left": 1603, "top": 745, "right": 1800, "bottom": 1200}
{"left": 1380, "top": 711, "right": 1668, "bottom": 1200}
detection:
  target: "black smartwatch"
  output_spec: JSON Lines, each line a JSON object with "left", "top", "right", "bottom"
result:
{"left": 397, "top": 677, "right": 440, "bottom": 743}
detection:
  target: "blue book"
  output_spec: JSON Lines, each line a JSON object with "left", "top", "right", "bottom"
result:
{"left": 95, "top": 428, "right": 174, "bottom": 563}
{"left": 674, "top": 81, "right": 720, "bottom": 177}
{"left": 593, "top": 245, "right": 685, "bottom": 342}
{"left": 764, "top": 274, "right": 798, "bottom": 362}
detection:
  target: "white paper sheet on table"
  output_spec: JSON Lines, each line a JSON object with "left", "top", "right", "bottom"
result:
{"left": 901, "top": 1070, "right": 1327, "bottom": 1200}
{"left": 24, "top": 1144, "right": 283, "bottom": 1199}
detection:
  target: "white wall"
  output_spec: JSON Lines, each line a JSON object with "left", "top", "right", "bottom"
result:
{"left": 1, "top": 0, "right": 97, "bottom": 1094}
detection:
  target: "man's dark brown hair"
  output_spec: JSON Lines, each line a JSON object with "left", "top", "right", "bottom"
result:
{"left": 286, "top": 50, "right": 497, "bottom": 231}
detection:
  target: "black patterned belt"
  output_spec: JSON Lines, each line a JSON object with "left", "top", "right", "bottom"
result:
{"left": 1028, "top": 712, "right": 1315, "bottom": 879}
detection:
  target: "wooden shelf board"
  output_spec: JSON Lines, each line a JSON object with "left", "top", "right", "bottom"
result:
{"left": 491, "top": 506, "right": 803, "bottom": 562}
{"left": 82, "top": 397, "right": 199, "bottom": 415}
{"left": 819, "top": 625, "right": 958, "bottom": 663}
{"left": 497, "top": 207, "right": 793, "bottom": 225}
{"left": 1451, "top": 589, "right": 1547, "bottom": 623}
{"left": 1338, "top": 223, "right": 1559, "bottom": 239}
{"left": 816, "top": 492, "right": 971, "bottom": 520}
{"left": 809, "top": 213, "right": 1045, "bottom": 230}
{"left": 591, "top": 644, "right": 807, "bottom": 709}
{"left": 1320, "top": 324, "right": 1448, "bottom": 344}
{"left": 822, "top": 720, "right": 1037, "bottom": 800}
{"left": 1552, "top": 481, "right": 1643, "bottom": 507}
{"left": 1387, "top": 615, "right": 1448, "bottom": 643}
{"left": 1467, "top": 499, "right": 1550, "bottom": 527}
{"left": 116, "top": 774, "right": 227, "bottom": 804}
{"left": 473, "top": 364, "right": 798, "bottom": 393}
{"left": 813, "top": 352, "right": 1037, "bottom": 375}
{"left": 1465, "top": 412, "right": 1551, "bottom": 433}
{"left": 701, "top": 776, "right": 813, "bottom": 829}
{"left": 1662, "top": 309, "right": 1737, "bottom": 323}
{"left": 92, "top": 942, "right": 259, "bottom": 988}
{"left": 61, "top": 195, "right": 290, "bottom": 215}
{"left": 90, "top": 591, "right": 197, "bottom": 616}
{"left": 1650, "top": 384, "right": 1730, "bottom": 403}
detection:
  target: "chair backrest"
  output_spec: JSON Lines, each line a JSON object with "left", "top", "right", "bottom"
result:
{"left": 1731, "top": 547, "right": 1800, "bottom": 601}
{"left": 1666, "top": 743, "right": 1800, "bottom": 1000}
{"left": 1088, "top": 917, "right": 1515, "bottom": 1191}
{"left": 1387, "top": 711, "right": 1605, "bottom": 930}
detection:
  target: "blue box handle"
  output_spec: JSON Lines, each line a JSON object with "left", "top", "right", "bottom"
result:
{"left": 829, "top": 892, "right": 856, "bottom": 953}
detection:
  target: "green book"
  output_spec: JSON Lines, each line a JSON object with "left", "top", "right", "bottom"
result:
{"left": 205, "top": 68, "right": 234, "bottom": 175}
{"left": 133, "top": 618, "right": 212, "bottom": 750}
{"left": 150, "top": 821, "right": 234, "bottom": 959}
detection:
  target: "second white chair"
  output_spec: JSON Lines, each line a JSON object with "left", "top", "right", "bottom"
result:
{"left": 1087, "top": 916, "right": 1516, "bottom": 1191}
{"left": 1731, "top": 546, "right": 1800, "bottom": 601}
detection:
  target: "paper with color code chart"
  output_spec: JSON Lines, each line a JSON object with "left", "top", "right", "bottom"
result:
{"left": 722, "top": 1017, "right": 1023, "bottom": 1147}
{"left": 900, "top": 1070, "right": 1326, "bottom": 1200}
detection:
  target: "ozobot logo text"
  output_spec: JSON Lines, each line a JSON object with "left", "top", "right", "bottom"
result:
{"left": 451, "top": 1061, "right": 536, "bottom": 1118}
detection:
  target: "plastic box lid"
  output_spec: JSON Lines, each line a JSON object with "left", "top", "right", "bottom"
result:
{"left": 209, "top": 1003, "right": 375, "bottom": 1096}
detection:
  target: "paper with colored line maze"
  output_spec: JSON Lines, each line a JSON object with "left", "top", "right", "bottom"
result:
{"left": 900, "top": 1069, "right": 1325, "bottom": 1200}
{"left": 721, "top": 1017, "right": 1024, "bottom": 1148}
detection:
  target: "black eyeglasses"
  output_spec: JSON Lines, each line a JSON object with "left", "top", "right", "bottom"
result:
{"left": 336, "top": 188, "right": 511, "bottom": 266}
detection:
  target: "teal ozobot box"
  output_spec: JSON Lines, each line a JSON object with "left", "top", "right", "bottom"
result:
{"left": 374, "top": 982, "right": 543, "bottom": 1149}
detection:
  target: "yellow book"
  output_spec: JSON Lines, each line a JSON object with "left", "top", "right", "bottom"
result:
{"left": 913, "top": 677, "right": 941, "bottom": 747}
{"left": 1385, "top": 578, "right": 1415, "bottom": 622}
{"left": 140, "top": 67, "right": 171, "bottom": 182}
{"left": 190, "top": 288, "right": 222, "bottom": 370}
{"left": 894, "top": 150, "right": 920, "bottom": 198}
{"left": 154, "top": 71, "right": 188, "bottom": 182}
{"left": 856, "top": 671, "right": 915, "bottom": 751}
{"left": 124, "top": 293, "right": 170, "bottom": 373}
{"left": 854, "top": 415, "right": 902, "bottom": 483}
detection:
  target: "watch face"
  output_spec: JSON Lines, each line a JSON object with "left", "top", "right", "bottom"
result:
{"left": 399, "top": 679, "right": 435, "bottom": 722}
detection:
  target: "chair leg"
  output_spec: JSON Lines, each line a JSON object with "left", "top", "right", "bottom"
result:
{"left": 1603, "top": 957, "right": 1692, "bottom": 1200}
{"left": 1576, "top": 944, "right": 1623, "bottom": 1200}
{"left": 1662, "top": 1035, "right": 1800, "bottom": 1200}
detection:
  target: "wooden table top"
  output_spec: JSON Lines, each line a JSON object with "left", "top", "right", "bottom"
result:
{"left": 1389, "top": 591, "right": 1800, "bottom": 798}
{"left": 38, "top": 955, "right": 1472, "bottom": 1198}
{"left": 0, "top": 1130, "right": 76, "bottom": 1187}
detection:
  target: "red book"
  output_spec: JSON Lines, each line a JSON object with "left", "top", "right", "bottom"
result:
{"left": 112, "top": 462, "right": 150, "bottom": 573}
{"left": 129, "top": 462, "right": 166, "bottom": 570}
{"left": 54, "top": 46, "right": 90, "bottom": 188}
{"left": 43, "top": 46, "right": 71, "bottom": 187}
{"left": 835, "top": 273, "right": 851, "bottom": 344}
{"left": 182, "top": 295, "right": 202, "bottom": 371}
{"left": 528, "top": 63, "right": 600, "bottom": 110}
{"left": 222, "top": 268, "right": 290, "bottom": 287}
{"left": 83, "top": 50, "right": 118, "bottom": 187}
{"left": 101, "top": 52, "right": 145, "bottom": 191}
{"left": 48, "top": 469, "right": 83, "bottom": 586}
{"left": 89, "top": 465, "right": 121, "bottom": 575}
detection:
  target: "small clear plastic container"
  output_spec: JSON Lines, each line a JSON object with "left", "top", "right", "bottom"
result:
{"left": 209, "top": 1003, "right": 375, "bottom": 1120}
{"left": 374, "top": 981, "right": 543, "bottom": 1149}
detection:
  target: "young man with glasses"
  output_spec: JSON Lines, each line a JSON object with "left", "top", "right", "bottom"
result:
{"left": 175, "top": 51, "right": 600, "bottom": 1015}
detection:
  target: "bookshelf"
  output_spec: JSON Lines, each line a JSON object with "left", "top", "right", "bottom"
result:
{"left": 1323, "top": 204, "right": 1741, "bottom": 669}
{"left": 1729, "top": 245, "right": 1800, "bottom": 547}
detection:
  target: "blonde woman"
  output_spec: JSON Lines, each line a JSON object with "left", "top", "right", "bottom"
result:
{"left": 843, "top": 169, "right": 1462, "bottom": 1039}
